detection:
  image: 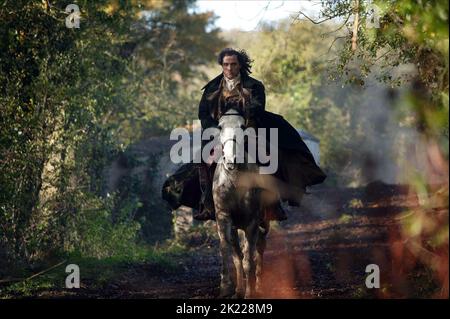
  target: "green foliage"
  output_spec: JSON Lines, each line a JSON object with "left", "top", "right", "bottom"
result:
{"left": 63, "top": 193, "right": 141, "bottom": 259}
{"left": 3, "top": 279, "right": 55, "bottom": 298}
{"left": 348, "top": 198, "right": 364, "bottom": 209}
{"left": 315, "top": 1, "right": 448, "bottom": 185}
{"left": 322, "top": 0, "right": 449, "bottom": 141}
{"left": 223, "top": 21, "right": 363, "bottom": 176}
{"left": 0, "top": 0, "right": 224, "bottom": 273}
{"left": 339, "top": 213, "right": 354, "bottom": 223}
{"left": 0, "top": 245, "right": 180, "bottom": 298}
{"left": 319, "top": 0, "right": 448, "bottom": 297}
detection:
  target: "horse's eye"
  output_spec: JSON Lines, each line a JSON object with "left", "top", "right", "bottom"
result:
{"left": 240, "top": 125, "right": 246, "bottom": 130}
{"left": 217, "top": 125, "right": 222, "bottom": 130}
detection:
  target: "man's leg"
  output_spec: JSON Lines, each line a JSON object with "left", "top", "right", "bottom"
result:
{"left": 193, "top": 138, "right": 216, "bottom": 221}
{"left": 195, "top": 163, "right": 215, "bottom": 220}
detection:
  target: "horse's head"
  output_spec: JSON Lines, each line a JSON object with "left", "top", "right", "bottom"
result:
{"left": 218, "top": 107, "right": 246, "bottom": 170}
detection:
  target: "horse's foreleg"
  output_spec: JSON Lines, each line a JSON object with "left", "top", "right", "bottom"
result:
{"left": 216, "top": 214, "right": 235, "bottom": 298}
{"left": 256, "top": 220, "right": 270, "bottom": 294}
{"left": 243, "top": 221, "right": 259, "bottom": 298}
{"left": 230, "top": 227, "right": 244, "bottom": 298}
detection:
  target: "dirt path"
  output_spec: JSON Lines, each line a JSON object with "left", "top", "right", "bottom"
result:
{"left": 36, "top": 182, "right": 443, "bottom": 299}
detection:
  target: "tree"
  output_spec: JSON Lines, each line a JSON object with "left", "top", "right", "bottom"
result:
{"left": 312, "top": 0, "right": 449, "bottom": 297}
{"left": 0, "top": 0, "right": 224, "bottom": 269}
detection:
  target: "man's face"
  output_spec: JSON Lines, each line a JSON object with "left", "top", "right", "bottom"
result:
{"left": 222, "top": 55, "right": 240, "bottom": 79}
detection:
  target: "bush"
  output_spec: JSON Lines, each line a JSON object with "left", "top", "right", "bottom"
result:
{"left": 63, "top": 193, "right": 142, "bottom": 259}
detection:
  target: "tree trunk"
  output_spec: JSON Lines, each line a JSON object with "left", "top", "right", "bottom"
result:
{"left": 352, "top": 0, "right": 360, "bottom": 51}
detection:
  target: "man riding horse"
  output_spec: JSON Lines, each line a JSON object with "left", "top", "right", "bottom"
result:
{"left": 162, "top": 48, "right": 326, "bottom": 221}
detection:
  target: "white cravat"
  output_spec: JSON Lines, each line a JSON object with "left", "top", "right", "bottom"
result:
{"left": 224, "top": 73, "right": 241, "bottom": 91}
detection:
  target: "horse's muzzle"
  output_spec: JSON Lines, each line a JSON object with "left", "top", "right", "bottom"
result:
{"left": 225, "top": 162, "right": 236, "bottom": 170}
{"left": 223, "top": 155, "right": 237, "bottom": 170}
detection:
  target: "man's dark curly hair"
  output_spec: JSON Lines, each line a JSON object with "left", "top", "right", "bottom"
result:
{"left": 217, "top": 48, "right": 253, "bottom": 77}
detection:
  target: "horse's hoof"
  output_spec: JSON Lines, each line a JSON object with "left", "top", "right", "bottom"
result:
{"left": 232, "top": 289, "right": 245, "bottom": 299}
{"left": 244, "top": 289, "right": 256, "bottom": 299}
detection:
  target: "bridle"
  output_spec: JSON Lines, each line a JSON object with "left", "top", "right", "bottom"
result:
{"left": 218, "top": 109, "right": 247, "bottom": 169}
{"left": 218, "top": 109, "right": 246, "bottom": 143}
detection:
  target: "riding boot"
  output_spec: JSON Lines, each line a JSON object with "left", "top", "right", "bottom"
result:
{"left": 193, "top": 164, "right": 216, "bottom": 221}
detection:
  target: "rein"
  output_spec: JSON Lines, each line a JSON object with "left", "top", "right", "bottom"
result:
{"left": 219, "top": 110, "right": 245, "bottom": 118}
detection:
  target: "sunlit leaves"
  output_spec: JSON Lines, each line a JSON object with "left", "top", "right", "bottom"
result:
{"left": 0, "top": 0, "right": 224, "bottom": 266}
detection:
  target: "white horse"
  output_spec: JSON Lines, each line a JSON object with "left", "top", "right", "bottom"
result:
{"left": 212, "top": 107, "right": 278, "bottom": 298}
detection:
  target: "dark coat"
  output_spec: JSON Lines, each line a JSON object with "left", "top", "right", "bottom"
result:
{"left": 198, "top": 73, "right": 266, "bottom": 129}
{"left": 162, "top": 73, "right": 326, "bottom": 210}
